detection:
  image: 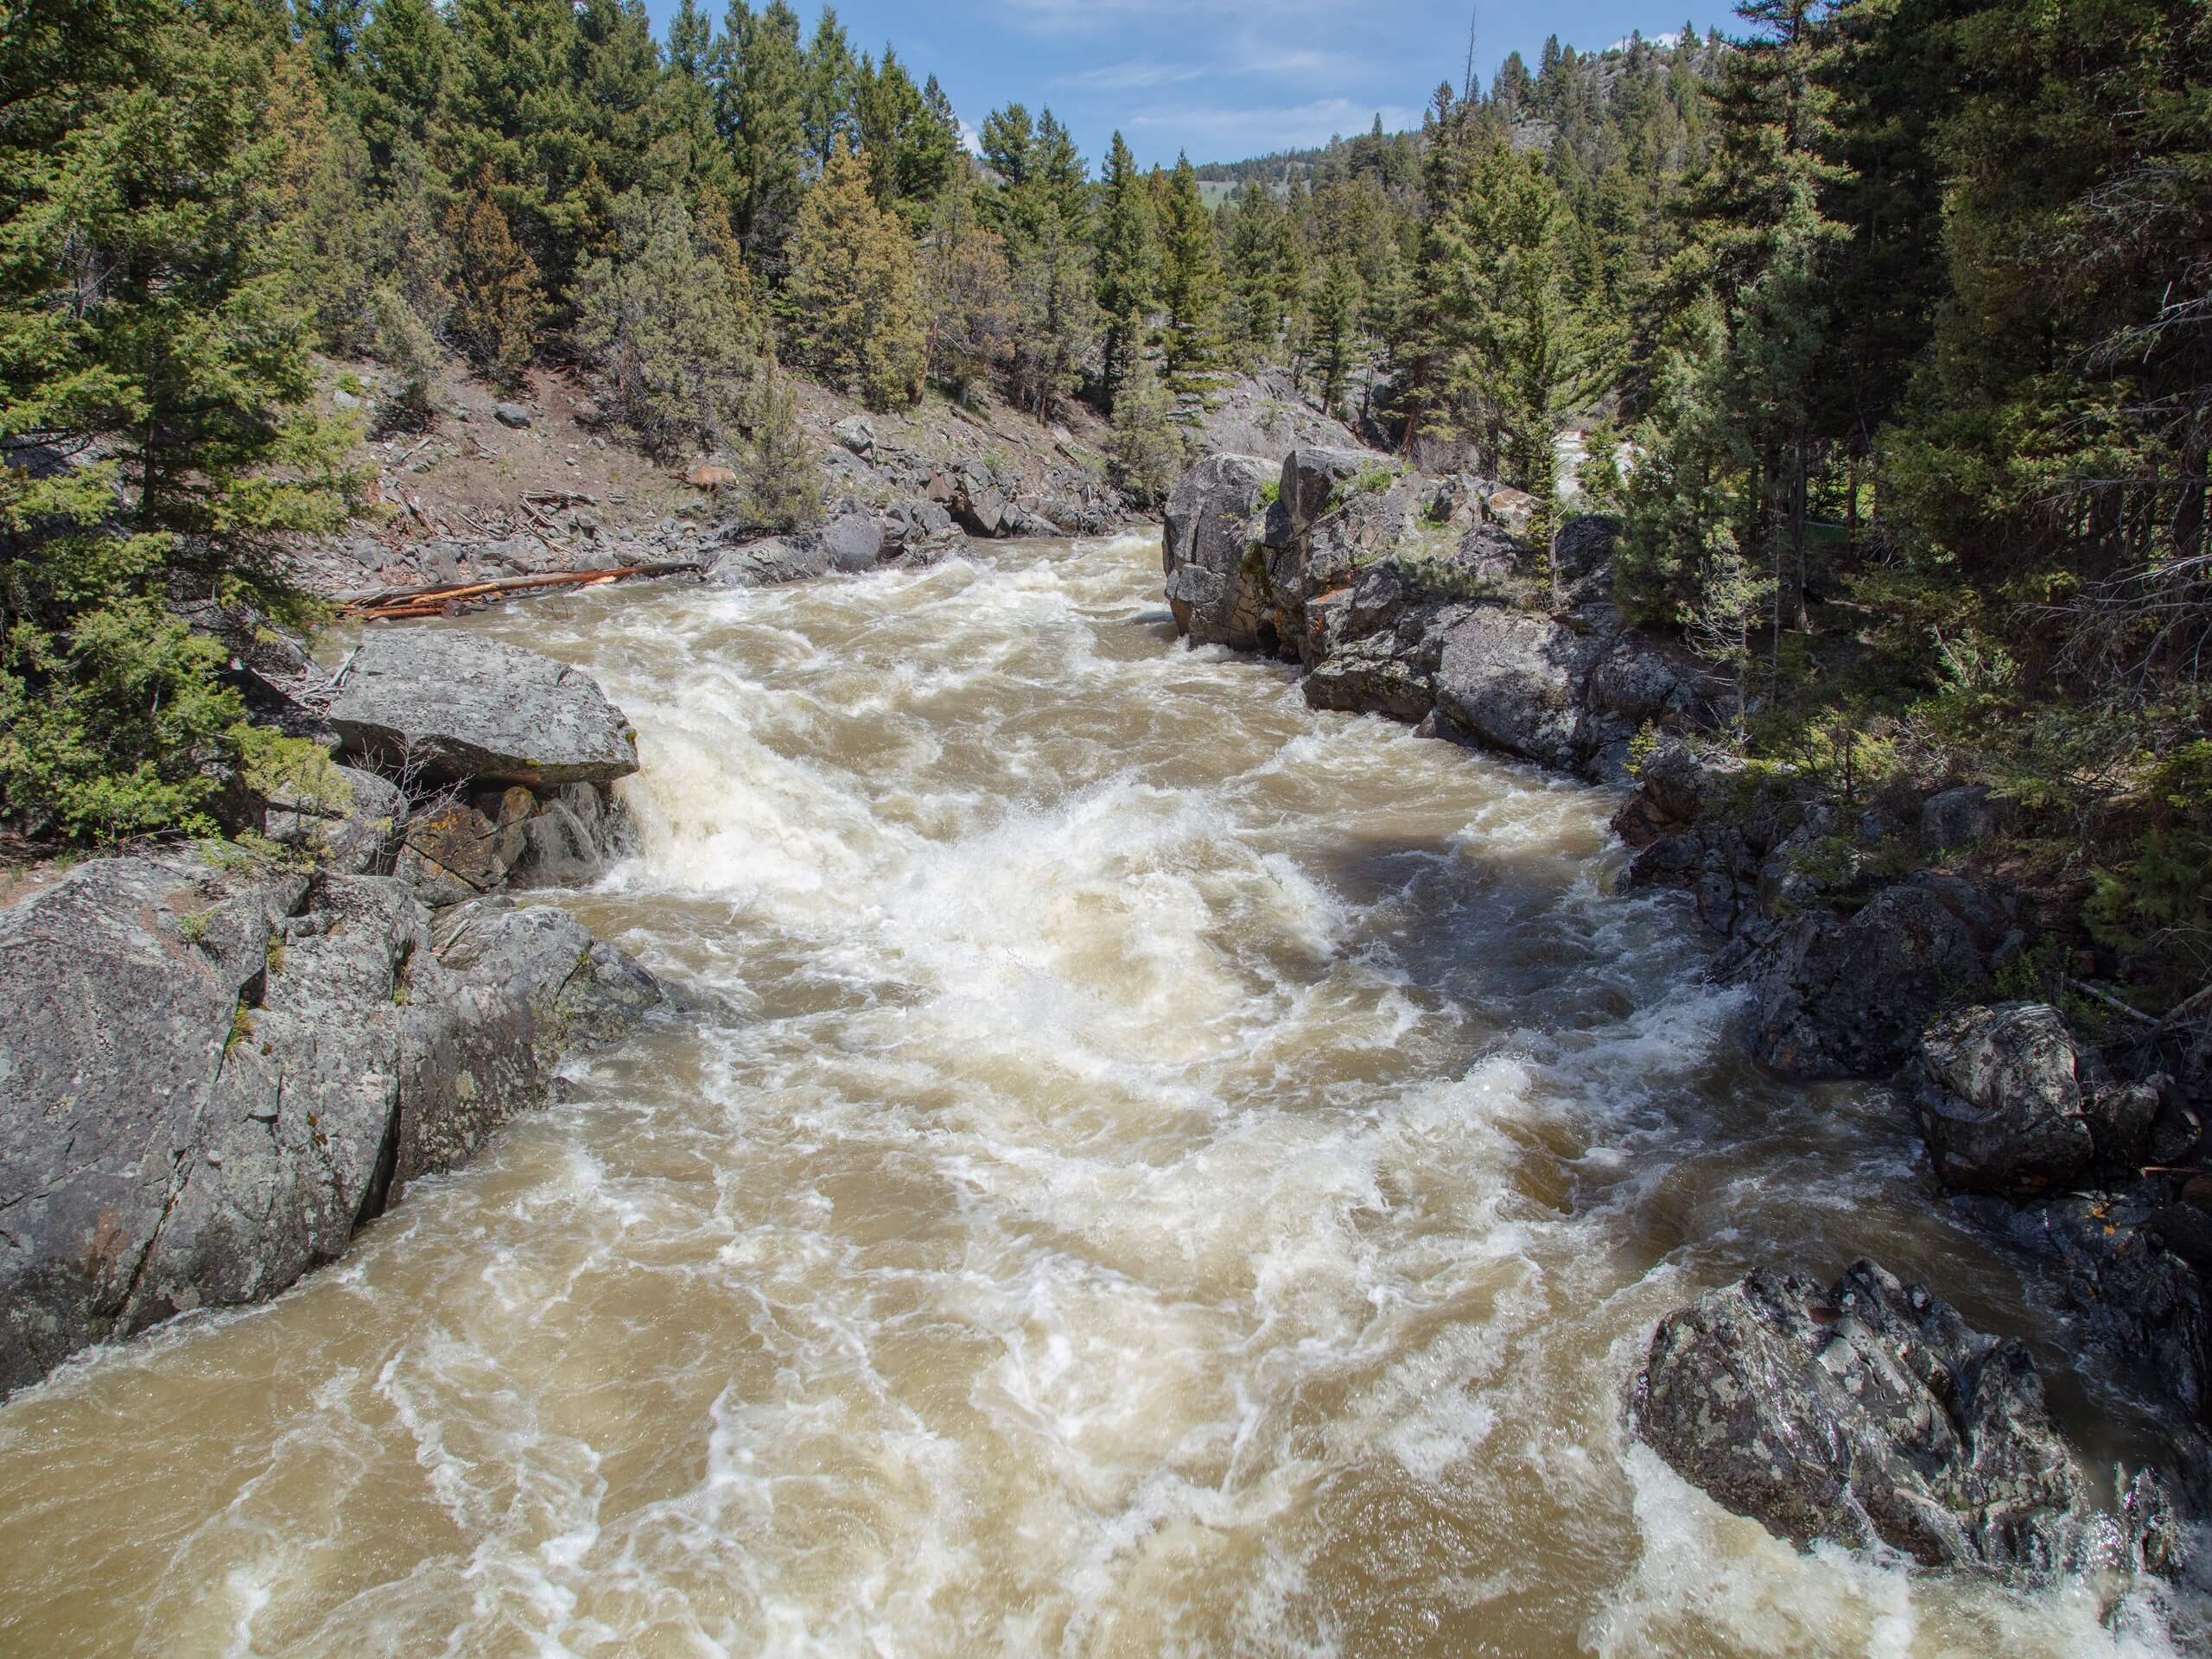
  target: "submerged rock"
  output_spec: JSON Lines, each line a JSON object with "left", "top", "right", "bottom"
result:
{"left": 330, "top": 632, "right": 639, "bottom": 788}
{"left": 0, "top": 850, "right": 661, "bottom": 1395}
{"left": 1634, "top": 1260, "right": 2117, "bottom": 1575}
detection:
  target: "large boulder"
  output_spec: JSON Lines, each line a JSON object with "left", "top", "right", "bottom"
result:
{"left": 1634, "top": 1259, "right": 2145, "bottom": 1576}
{"left": 1161, "top": 453, "right": 1276, "bottom": 651}
{"left": 1430, "top": 607, "right": 1596, "bottom": 771}
{"left": 330, "top": 632, "right": 639, "bottom": 788}
{"left": 0, "top": 849, "right": 660, "bottom": 1395}
{"left": 1738, "top": 876, "right": 2004, "bottom": 1078}
{"left": 1910, "top": 1003, "right": 2107, "bottom": 1194}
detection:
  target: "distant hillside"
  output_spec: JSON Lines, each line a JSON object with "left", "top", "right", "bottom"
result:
{"left": 1193, "top": 26, "right": 1722, "bottom": 198}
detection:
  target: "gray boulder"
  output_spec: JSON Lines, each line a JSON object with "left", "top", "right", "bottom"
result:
{"left": 812, "top": 512, "right": 886, "bottom": 573}
{"left": 1551, "top": 514, "right": 1621, "bottom": 608}
{"left": 435, "top": 899, "right": 663, "bottom": 1065}
{"left": 330, "top": 631, "right": 639, "bottom": 788}
{"left": 705, "top": 537, "right": 834, "bottom": 587}
{"left": 1162, "top": 454, "right": 1276, "bottom": 651}
{"left": 264, "top": 765, "right": 404, "bottom": 875}
{"left": 1634, "top": 1260, "right": 2102, "bottom": 1574}
{"left": 1740, "top": 877, "right": 2003, "bottom": 1078}
{"left": 1910, "top": 1001, "right": 2164, "bottom": 1198}
{"left": 1431, "top": 607, "right": 1594, "bottom": 771}
{"left": 831, "top": 415, "right": 876, "bottom": 455}
{"left": 1911, "top": 1003, "right": 2100, "bottom": 1193}
{"left": 493, "top": 402, "right": 532, "bottom": 429}
{"left": 0, "top": 850, "right": 661, "bottom": 1395}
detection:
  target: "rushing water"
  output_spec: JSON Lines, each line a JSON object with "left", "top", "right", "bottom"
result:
{"left": 1, "top": 535, "right": 2204, "bottom": 1656}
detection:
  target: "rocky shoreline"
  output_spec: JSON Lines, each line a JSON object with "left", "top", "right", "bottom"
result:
{"left": 0, "top": 625, "right": 667, "bottom": 1396}
{"left": 1164, "top": 442, "right": 2212, "bottom": 1583}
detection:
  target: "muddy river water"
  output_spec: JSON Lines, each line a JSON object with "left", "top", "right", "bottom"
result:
{"left": 0, "top": 535, "right": 2202, "bottom": 1655}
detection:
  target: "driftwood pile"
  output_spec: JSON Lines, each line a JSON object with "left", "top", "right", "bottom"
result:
{"left": 339, "top": 562, "right": 704, "bottom": 621}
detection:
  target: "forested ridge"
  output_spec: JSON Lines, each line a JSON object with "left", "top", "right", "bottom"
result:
{"left": 2, "top": 0, "right": 2209, "bottom": 1007}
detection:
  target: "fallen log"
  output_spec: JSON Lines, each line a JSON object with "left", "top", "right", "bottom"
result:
{"left": 338, "top": 561, "right": 702, "bottom": 616}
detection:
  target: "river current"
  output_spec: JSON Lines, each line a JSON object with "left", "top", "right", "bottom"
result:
{"left": 0, "top": 535, "right": 2202, "bottom": 1655}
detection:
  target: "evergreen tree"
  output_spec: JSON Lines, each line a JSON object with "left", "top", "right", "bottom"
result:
{"left": 652, "top": 0, "right": 739, "bottom": 207}
{"left": 740, "top": 364, "right": 823, "bottom": 532}
{"left": 1154, "top": 155, "right": 1224, "bottom": 394}
{"left": 855, "top": 48, "right": 960, "bottom": 227}
{"left": 919, "top": 168, "right": 1015, "bottom": 404}
{"left": 0, "top": 0, "right": 355, "bottom": 837}
{"left": 445, "top": 0, "right": 592, "bottom": 301}
{"left": 575, "top": 190, "right": 761, "bottom": 457}
{"left": 1108, "top": 349, "right": 1186, "bottom": 509}
{"left": 784, "top": 137, "right": 926, "bottom": 410}
{"left": 444, "top": 164, "right": 544, "bottom": 384}
{"left": 1095, "top": 132, "right": 1156, "bottom": 412}
{"left": 354, "top": 0, "right": 450, "bottom": 187}
{"left": 721, "top": 0, "right": 808, "bottom": 272}
{"left": 801, "top": 8, "right": 857, "bottom": 170}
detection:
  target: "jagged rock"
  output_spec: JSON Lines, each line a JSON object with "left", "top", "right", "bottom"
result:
{"left": 493, "top": 402, "right": 532, "bottom": 429}
{"left": 1552, "top": 514, "right": 1621, "bottom": 609}
{"left": 265, "top": 765, "right": 404, "bottom": 875}
{"left": 1738, "top": 876, "right": 2003, "bottom": 1078}
{"left": 396, "top": 801, "right": 512, "bottom": 907}
{"left": 330, "top": 632, "right": 639, "bottom": 788}
{"left": 1161, "top": 453, "right": 1275, "bottom": 651}
{"left": 830, "top": 415, "right": 876, "bottom": 455}
{"left": 505, "top": 782, "right": 628, "bottom": 887}
{"left": 0, "top": 851, "right": 660, "bottom": 1395}
{"left": 1910, "top": 1003, "right": 2101, "bottom": 1193}
{"left": 434, "top": 899, "right": 662, "bottom": 1065}
{"left": 1634, "top": 1260, "right": 2097, "bottom": 1574}
{"left": 1485, "top": 486, "right": 1540, "bottom": 534}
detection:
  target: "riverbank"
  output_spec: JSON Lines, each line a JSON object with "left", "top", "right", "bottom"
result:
{"left": 1163, "top": 442, "right": 2212, "bottom": 1572}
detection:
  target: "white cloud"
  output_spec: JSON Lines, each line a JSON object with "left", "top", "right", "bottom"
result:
{"left": 1059, "top": 59, "right": 1206, "bottom": 92}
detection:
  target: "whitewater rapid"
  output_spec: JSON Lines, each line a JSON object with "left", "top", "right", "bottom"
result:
{"left": 0, "top": 534, "right": 2198, "bottom": 1656}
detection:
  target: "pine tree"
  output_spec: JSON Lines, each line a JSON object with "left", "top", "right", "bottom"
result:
{"left": 0, "top": 0, "right": 355, "bottom": 837}
{"left": 919, "top": 168, "right": 1015, "bottom": 403}
{"left": 444, "top": 164, "right": 544, "bottom": 384}
{"left": 855, "top": 48, "right": 959, "bottom": 227}
{"left": 446, "top": 0, "right": 592, "bottom": 301}
{"left": 784, "top": 137, "right": 926, "bottom": 410}
{"left": 651, "top": 0, "right": 738, "bottom": 207}
{"left": 1108, "top": 349, "right": 1186, "bottom": 509}
{"left": 354, "top": 0, "right": 450, "bottom": 187}
{"left": 1310, "top": 253, "right": 1358, "bottom": 416}
{"left": 1095, "top": 132, "right": 1156, "bottom": 412}
{"left": 575, "top": 190, "right": 761, "bottom": 457}
{"left": 1154, "top": 155, "right": 1224, "bottom": 394}
{"left": 740, "top": 364, "right": 824, "bottom": 532}
{"left": 801, "top": 7, "right": 857, "bottom": 170}
{"left": 572, "top": 0, "right": 660, "bottom": 213}
{"left": 721, "top": 1, "right": 808, "bottom": 273}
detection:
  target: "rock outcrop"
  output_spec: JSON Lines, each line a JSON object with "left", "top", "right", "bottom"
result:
{"left": 0, "top": 850, "right": 661, "bottom": 1395}
{"left": 1634, "top": 1259, "right": 2174, "bottom": 1577}
{"left": 331, "top": 632, "right": 639, "bottom": 787}
{"left": 1161, "top": 447, "right": 1710, "bottom": 784}
{"left": 1908, "top": 1002, "right": 2164, "bottom": 1194}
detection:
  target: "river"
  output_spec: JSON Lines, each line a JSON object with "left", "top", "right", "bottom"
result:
{"left": 0, "top": 534, "right": 2199, "bottom": 1655}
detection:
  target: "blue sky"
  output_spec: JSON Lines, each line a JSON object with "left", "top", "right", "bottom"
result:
{"left": 641, "top": 3, "right": 1713, "bottom": 170}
